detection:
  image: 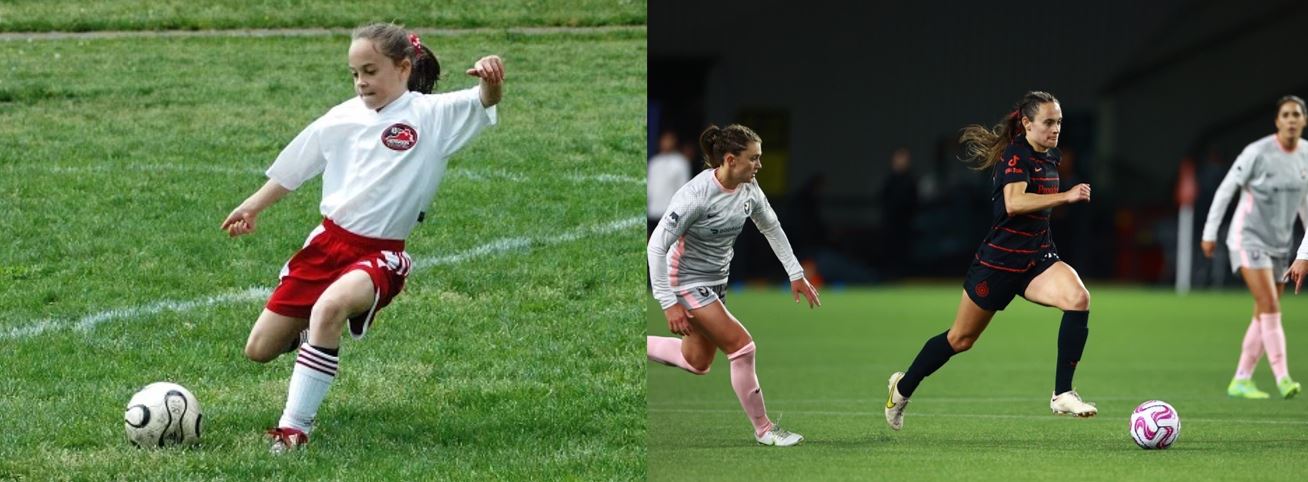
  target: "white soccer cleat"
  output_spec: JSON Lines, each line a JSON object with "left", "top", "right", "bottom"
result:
{"left": 885, "top": 371, "right": 910, "bottom": 431}
{"left": 1050, "top": 390, "right": 1098, "bottom": 417}
{"left": 755, "top": 425, "right": 804, "bottom": 447}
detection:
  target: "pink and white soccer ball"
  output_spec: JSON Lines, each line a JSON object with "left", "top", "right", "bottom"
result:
{"left": 1129, "top": 400, "right": 1180, "bottom": 449}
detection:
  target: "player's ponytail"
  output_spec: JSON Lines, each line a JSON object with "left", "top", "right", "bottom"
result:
{"left": 352, "top": 23, "right": 442, "bottom": 94}
{"left": 699, "top": 124, "right": 761, "bottom": 169}
{"left": 960, "top": 91, "right": 1058, "bottom": 170}
{"left": 409, "top": 42, "right": 441, "bottom": 94}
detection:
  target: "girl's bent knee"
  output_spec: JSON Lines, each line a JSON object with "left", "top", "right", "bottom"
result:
{"left": 244, "top": 343, "right": 275, "bottom": 363}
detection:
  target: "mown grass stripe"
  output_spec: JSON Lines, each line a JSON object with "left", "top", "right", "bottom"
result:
{"left": 2, "top": 216, "right": 640, "bottom": 341}
{"left": 0, "top": 25, "right": 647, "bottom": 42}
{"left": 648, "top": 407, "right": 1308, "bottom": 426}
{"left": 2, "top": 163, "right": 642, "bottom": 184}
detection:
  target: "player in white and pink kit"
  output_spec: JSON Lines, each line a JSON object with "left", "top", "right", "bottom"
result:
{"left": 1203, "top": 95, "right": 1307, "bottom": 400}
{"left": 220, "top": 23, "right": 503, "bottom": 453}
{"left": 647, "top": 124, "right": 821, "bottom": 447}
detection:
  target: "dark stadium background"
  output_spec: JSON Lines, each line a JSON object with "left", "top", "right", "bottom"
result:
{"left": 649, "top": 0, "right": 1308, "bottom": 287}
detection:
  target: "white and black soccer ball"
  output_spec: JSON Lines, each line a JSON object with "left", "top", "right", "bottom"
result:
{"left": 123, "top": 382, "right": 203, "bottom": 448}
{"left": 1129, "top": 400, "right": 1180, "bottom": 449}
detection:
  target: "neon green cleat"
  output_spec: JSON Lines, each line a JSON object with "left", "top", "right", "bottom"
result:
{"left": 1227, "top": 378, "right": 1271, "bottom": 399}
{"left": 1277, "top": 377, "right": 1301, "bottom": 399}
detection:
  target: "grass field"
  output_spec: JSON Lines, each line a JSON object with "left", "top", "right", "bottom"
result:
{"left": 0, "top": 22, "right": 645, "bottom": 482}
{"left": 648, "top": 286, "right": 1308, "bottom": 481}
{"left": 0, "top": 1, "right": 646, "bottom": 32}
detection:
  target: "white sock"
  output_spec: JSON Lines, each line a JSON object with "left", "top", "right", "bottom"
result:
{"left": 278, "top": 344, "right": 339, "bottom": 432}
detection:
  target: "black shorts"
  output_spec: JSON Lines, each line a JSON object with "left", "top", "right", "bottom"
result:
{"left": 962, "top": 252, "right": 1061, "bottom": 311}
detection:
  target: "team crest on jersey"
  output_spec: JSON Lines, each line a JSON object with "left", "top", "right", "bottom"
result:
{"left": 743, "top": 200, "right": 752, "bottom": 215}
{"left": 381, "top": 123, "right": 419, "bottom": 151}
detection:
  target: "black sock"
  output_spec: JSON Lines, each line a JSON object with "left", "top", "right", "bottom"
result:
{"left": 1055, "top": 310, "right": 1089, "bottom": 394}
{"left": 899, "top": 331, "right": 957, "bottom": 398}
{"left": 310, "top": 344, "right": 340, "bottom": 357}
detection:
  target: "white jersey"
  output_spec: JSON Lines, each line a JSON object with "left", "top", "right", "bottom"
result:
{"left": 267, "top": 87, "right": 497, "bottom": 240}
{"left": 1202, "top": 135, "right": 1308, "bottom": 258}
{"left": 647, "top": 151, "right": 690, "bottom": 219}
{"left": 647, "top": 169, "right": 804, "bottom": 309}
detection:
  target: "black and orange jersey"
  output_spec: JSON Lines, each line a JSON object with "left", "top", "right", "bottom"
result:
{"left": 974, "top": 135, "right": 1060, "bottom": 273}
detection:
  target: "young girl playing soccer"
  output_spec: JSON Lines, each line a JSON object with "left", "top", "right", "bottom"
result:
{"left": 221, "top": 22, "right": 504, "bottom": 453}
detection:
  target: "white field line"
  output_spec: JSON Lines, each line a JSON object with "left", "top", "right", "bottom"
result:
{"left": 0, "top": 25, "right": 646, "bottom": 42}
{"left": 647, "top": 407, "right": 1308, "bottom": 425}
{"left": 1, "top": 287, "right": 272, "bottom": 341}
{"left": 450, "top": 167, "right": 642, "bottom": 185}
{"left": 566, "top": 173, "right": 643, "bottom": 184}
{"left": 649, "top": 396, "right": 1194, "bottom": 404}
{"left": 1, "top": 216, "right": 642, "bottom": 340}
{"left": 2, "top": 163, "right": 641, "bottom": 185}
{"left": 23, "top": 164, "right": 265, "bottom": 176}
{"left": 415, "top": 216, "right": 641, "bottom": 269}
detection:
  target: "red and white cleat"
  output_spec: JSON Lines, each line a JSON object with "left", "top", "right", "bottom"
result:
{"left": 266, "top": 427, "right": 309, "bottom": 454}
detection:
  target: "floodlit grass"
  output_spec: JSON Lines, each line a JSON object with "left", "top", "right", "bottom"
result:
{"left": 648, "top": 286, "right": 1308, "bottom": 481}
{"left": 0, "top": 0, "right": 647, "bottom": 32}
{"left": 0, "top": 29, "right": 645, "bottom": 480}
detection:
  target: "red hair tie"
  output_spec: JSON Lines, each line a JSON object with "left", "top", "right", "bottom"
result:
{"left": 408, "top": 33, "right": 423, "bottom": 57}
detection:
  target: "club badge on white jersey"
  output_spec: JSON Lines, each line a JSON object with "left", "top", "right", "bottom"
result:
{"left": 381, "top": 123, "right": 419, "bottom": 151}
{"left": 266, "top": 87, "right": 498, "bottom": 240}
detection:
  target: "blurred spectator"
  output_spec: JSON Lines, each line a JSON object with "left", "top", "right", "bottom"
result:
{"left": 1196, "top": 147, "right": 1230, "bottom": 288}
{"left": 1053, "top": 147, "right": 1091, "bottom": 271}
{"left": 881, "top": 147, "right": 919, "bottom": 279}
{"left": 789, "top": 174, "right": 829, "bottom": 257}
{"left": 648, "top": 130, "right": 691, "bottom": 235}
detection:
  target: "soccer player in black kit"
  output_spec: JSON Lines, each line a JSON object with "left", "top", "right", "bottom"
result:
{"left": 884, "top": 91, "right": 1098, "bottom": 431}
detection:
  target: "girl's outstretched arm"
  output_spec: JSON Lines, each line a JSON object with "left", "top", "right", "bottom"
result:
{"left": 221, "top": 179, "right": 292, "bottom": 237}
{"left": 466, "top": 55, "right": 504, "bottom": 107}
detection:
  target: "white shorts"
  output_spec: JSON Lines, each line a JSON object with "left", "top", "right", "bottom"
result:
{"left": 675, "top": 284, "right": 727, "bottom": 310}
{"left": 1229, "top": 248, "right": 1289, "bottom": 281}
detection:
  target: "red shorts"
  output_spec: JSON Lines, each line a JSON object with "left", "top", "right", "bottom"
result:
{"left": 266, "top": 219, "right": 412, "bottom": 339}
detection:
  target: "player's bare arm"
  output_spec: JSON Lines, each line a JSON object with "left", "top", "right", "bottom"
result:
{"left": 466, "top": 55, "right": 504, "bottom": 107}
{"left": 222, "top": 179, "right": 292, "bottom": 237}
{"left": 1002, "top": 181, "right": 1090, "bottom": 216}
{"left": 791, "top": 278, "right": 821, "bottom": 308}
{"left": 1286, "top": 259, "right": 1308, "bottom": 294}
{"left": 663, "top": 304, "right": 694, "bottom": 336}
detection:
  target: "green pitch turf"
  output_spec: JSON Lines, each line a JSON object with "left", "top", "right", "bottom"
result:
{"left": 648, "top": 286, "right": 1308, "bottom": 481}
{"left": 0, "top": 28, "right": 644, "bottom": 480}
{"left": 0, "top": 0, "right": 647, "bottom": 32}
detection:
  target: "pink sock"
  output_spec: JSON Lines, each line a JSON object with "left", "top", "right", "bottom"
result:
{"left": 728, "top": 342, "right": 772, "bottom": 437}
{"left": 1259, "top": 313, "right": 1290, "bottom": 381}
{"left": 647, "top": 336, "right": 707, "bottom": 374}
{"left": 1235, "top": 316, "right": 1263, "bottom": 379}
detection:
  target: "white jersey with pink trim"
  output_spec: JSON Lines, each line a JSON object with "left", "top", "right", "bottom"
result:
{"left": 1202, "top": 135, "right": 1308, "bottom": 258}
{"left": 647, "top": 169, "right": 804, "bottom": 310}
{"left": 266, "top": 87, "right": 497, "bottom": 240}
